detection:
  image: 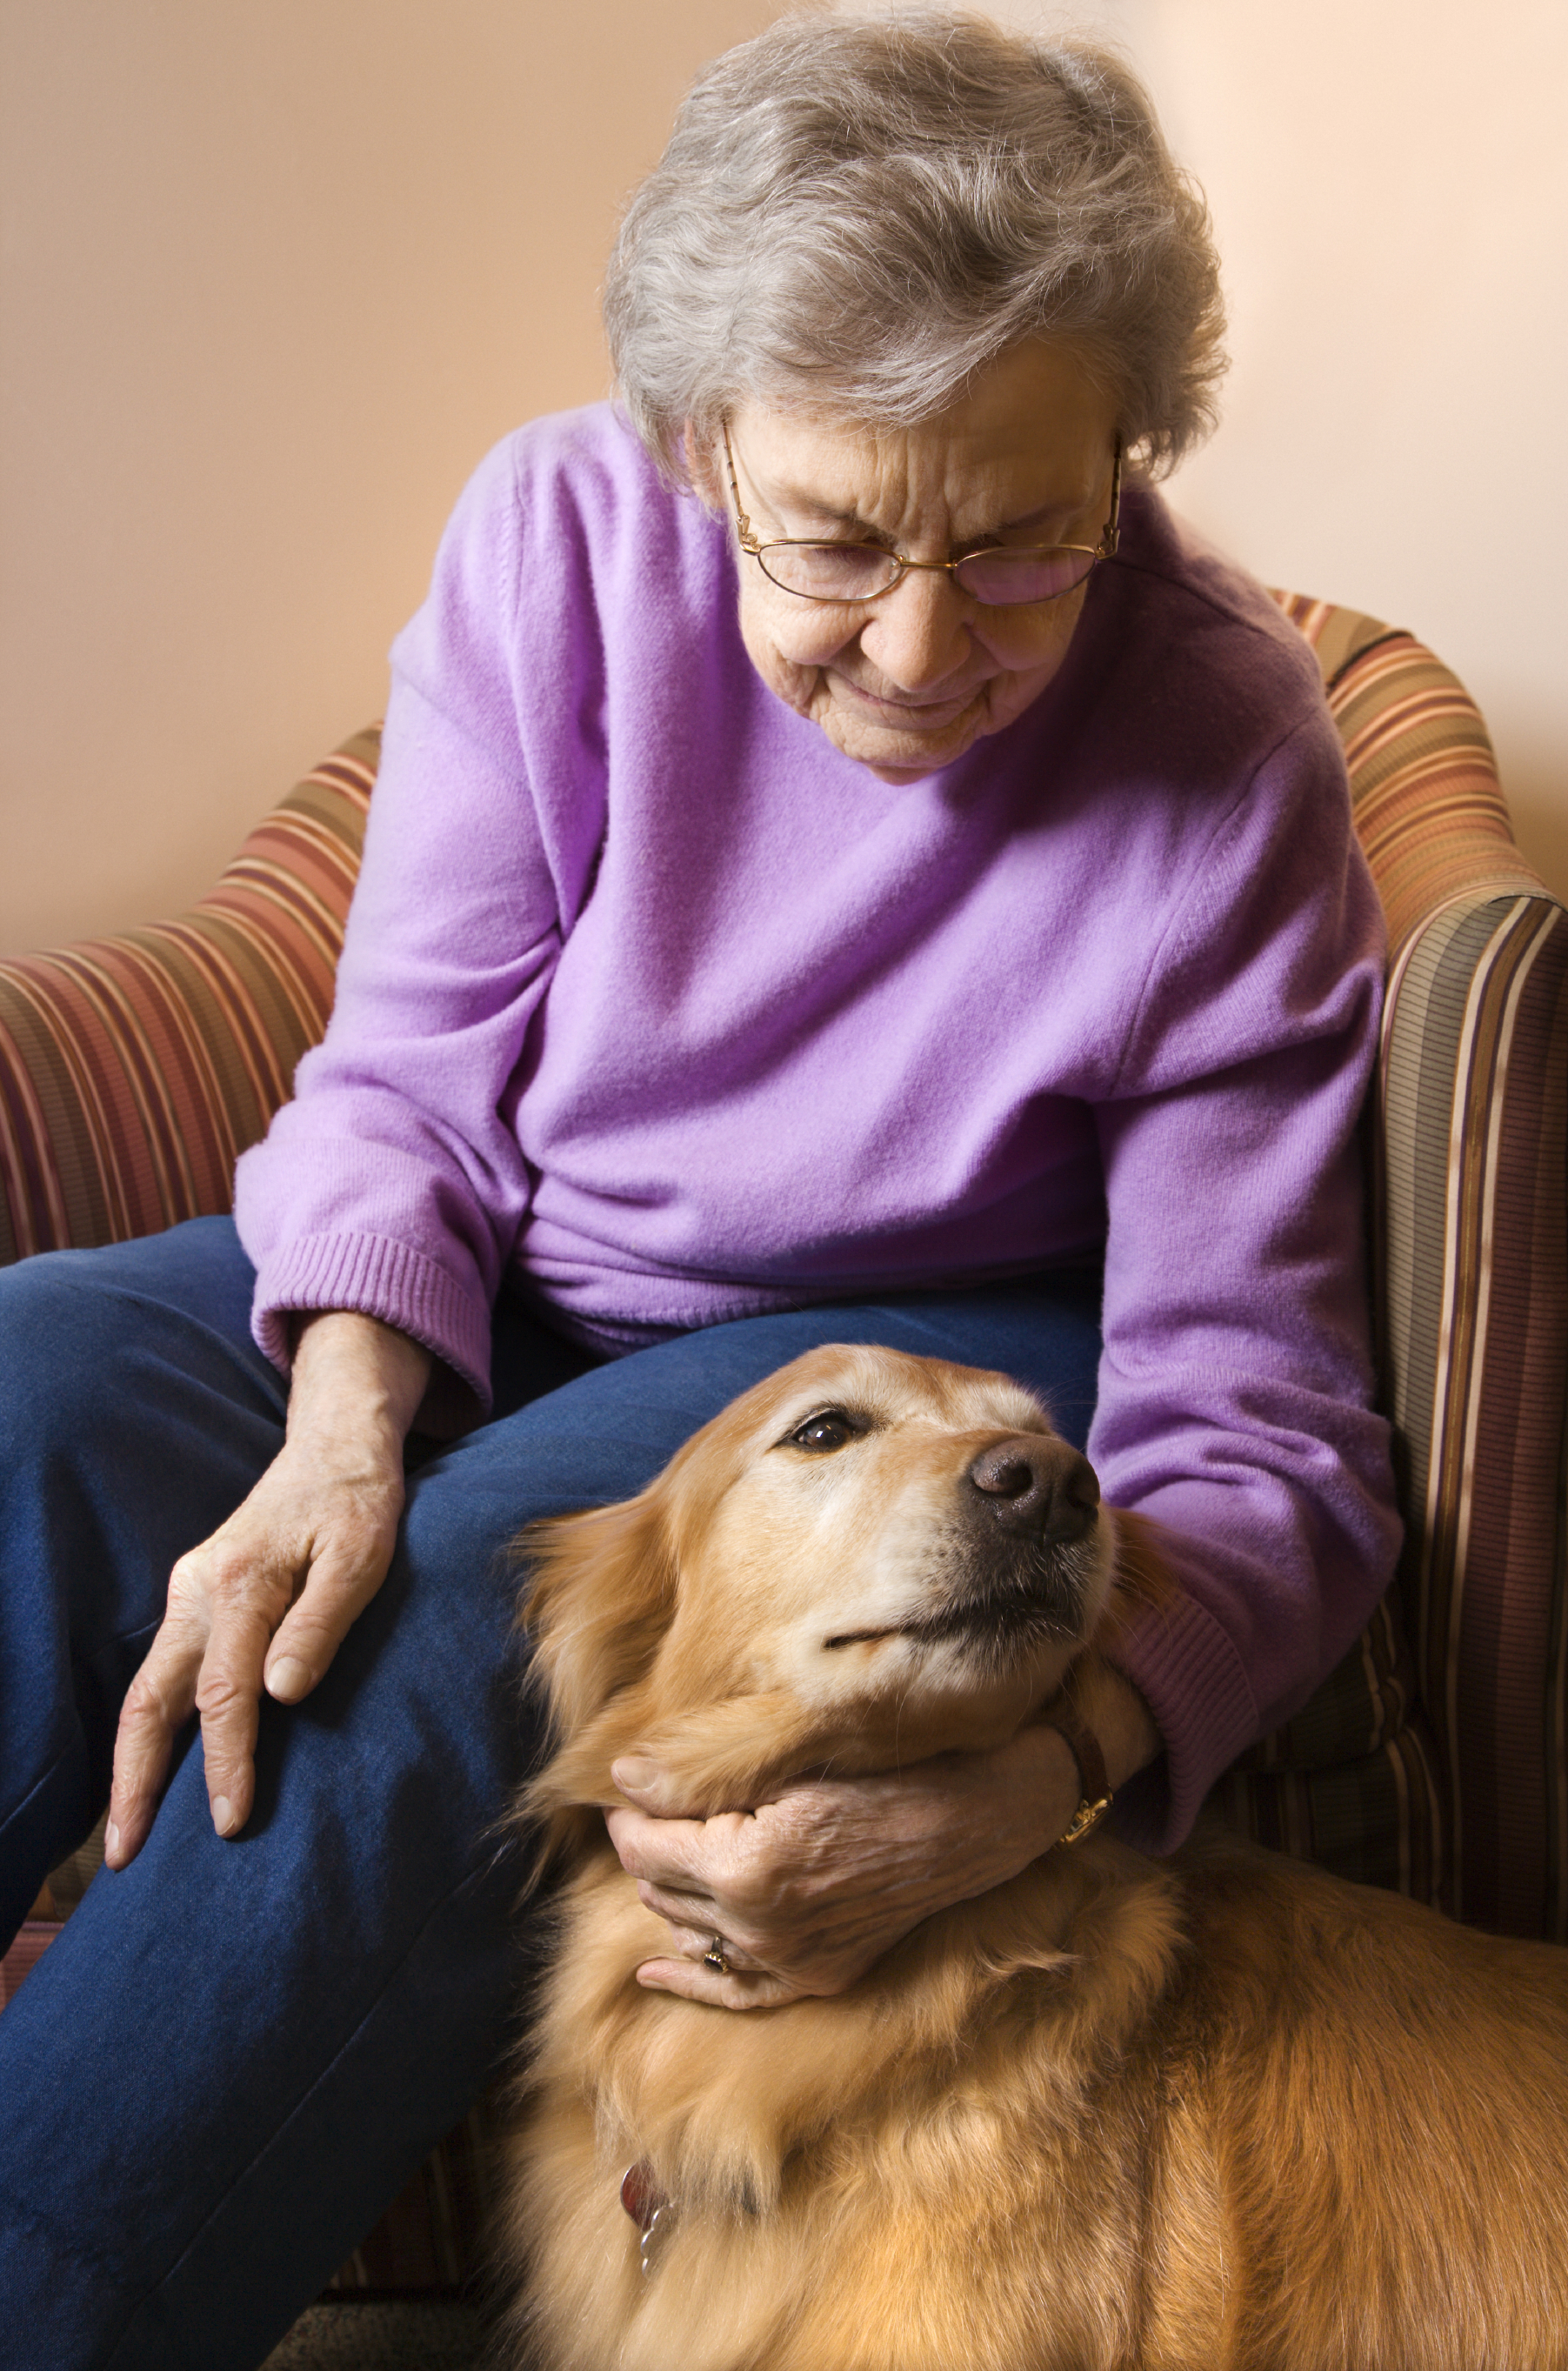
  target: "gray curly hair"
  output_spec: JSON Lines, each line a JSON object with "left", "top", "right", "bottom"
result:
{"left": 604, "top": 8, "right": 1226, "bottom": 484}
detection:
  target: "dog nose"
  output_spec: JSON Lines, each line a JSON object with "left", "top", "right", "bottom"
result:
{"left": 966, "top": 1437, "right": 1100, "bottom": 1544}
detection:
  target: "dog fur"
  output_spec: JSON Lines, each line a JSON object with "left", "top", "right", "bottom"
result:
{"left": 495, "top": 1345, "right": 1568, "bottom": 2371}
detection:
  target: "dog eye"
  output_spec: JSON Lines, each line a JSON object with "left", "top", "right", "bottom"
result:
{"left": 783, "top": 1408, "right": 863, "bottom": 1453}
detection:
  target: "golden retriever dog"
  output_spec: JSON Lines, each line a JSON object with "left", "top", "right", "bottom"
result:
{"left": 496, "top": 1345, "right": 1568, "bottom": 2371}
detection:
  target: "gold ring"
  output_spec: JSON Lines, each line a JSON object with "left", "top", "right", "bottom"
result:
{"left": 702, "top": 1934, "right": 731, "bottom": 1974}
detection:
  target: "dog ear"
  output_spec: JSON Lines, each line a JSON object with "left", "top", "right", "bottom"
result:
{"left": 1055, "top": 1504, "right": 1175, "bottom": 1670}
{"left": 515, "top": 1486, "right": 677, "bottom": 1747}
{"left": 1100, "top": 1505, "right": 1180, "bottom": 1633}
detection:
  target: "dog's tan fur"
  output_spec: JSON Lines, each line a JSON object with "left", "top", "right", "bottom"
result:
{"left": 497, "top": 1346, "right": 1568, "bottom": 2371}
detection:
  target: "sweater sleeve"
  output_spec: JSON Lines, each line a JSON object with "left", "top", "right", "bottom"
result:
{"left": 232, "top": 436, "right": 591, "bottom": 1421}
{"left": 1090, "top": 713, "right": 1403, "bottom": 1852}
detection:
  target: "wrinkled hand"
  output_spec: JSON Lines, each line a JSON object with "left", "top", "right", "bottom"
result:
{"left": 105, "top": 1311, "right": 431, "bottom": 1869}
{"left": 604, "top": 1721, "right": 1085, "bottom": 2010}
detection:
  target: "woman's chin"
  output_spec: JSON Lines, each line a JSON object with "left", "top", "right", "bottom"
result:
{"left": 814, "top": 691, "right": 990, "bottom": 782}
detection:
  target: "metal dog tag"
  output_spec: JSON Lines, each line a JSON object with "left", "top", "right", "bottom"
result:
{"left": 621, "top": 2161, "right": 677, "bottom": 2278}
{"left": 638, "top": 2199, "right": 677, "bottom": 2278}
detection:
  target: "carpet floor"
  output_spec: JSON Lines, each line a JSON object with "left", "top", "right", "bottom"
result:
{"left": 261, "top": 2301, "right": 490, "bottom": 2369}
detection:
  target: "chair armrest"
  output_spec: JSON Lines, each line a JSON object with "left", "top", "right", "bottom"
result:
{"left": 1378, "top": 876, "right": 1568, "bottom": 1937}
{"left": 0, "top": 729, "right": 377, "bottom": 1266}
{"left": 1271, "top": 592, "right": 1568, "bottom": 1936}
{"left": 1218, "top": 600, "right": 1564, "bottom": 1928}
{"left": 1273, "top": 593, "right": 1545, "bottom": 951}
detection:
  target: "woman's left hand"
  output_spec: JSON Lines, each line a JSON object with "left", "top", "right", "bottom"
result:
{"left": 604, "top": 1720, "right": 1085, "bottom": 2008}
{"left": 609, "top": 1660, "right": 1162, "bottom": 2007}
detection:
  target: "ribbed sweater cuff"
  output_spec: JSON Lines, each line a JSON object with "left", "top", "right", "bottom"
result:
{"left": 250, "top": 1232, "right": 493, "bottom": 1416}
{"left": 1105, "top": 1583, "right": 1259, "bottom": 1855}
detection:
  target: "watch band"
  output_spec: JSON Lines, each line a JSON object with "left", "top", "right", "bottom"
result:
{"left": 1044, "top": 1697, "right": 1113, "bottom": 1845}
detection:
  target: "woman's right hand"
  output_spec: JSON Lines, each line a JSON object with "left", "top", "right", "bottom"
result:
{"left": 104, "top": 1310, "right": 433, "bottom": 1870}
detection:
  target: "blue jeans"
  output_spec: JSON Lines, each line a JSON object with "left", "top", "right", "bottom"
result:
{"left": 0, "top": 1219, "right": 1101, "bottom": 2370}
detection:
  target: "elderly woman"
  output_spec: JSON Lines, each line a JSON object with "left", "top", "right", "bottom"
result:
{"left": 0, "top": 11, "right": 1398, "bottom": 2365}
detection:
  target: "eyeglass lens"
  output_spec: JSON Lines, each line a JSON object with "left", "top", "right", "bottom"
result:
{"left": 757, "top": 543, "right": 1098, "bottom": 606}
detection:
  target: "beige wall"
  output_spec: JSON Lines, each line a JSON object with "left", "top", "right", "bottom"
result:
{"left": 0, "top": 0, "right": 784, "bottom": 952}
{"left": 1012, "top": 0, "right": 1568, "bottom": 893}
{"left": 2, "top": 0, "right": 1565, "bottom": 954}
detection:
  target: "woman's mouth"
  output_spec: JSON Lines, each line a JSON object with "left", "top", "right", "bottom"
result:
{"left": 831, "top": 675, "right": 981, "bottom": 728}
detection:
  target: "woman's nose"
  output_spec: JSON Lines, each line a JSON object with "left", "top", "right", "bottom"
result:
{"left": 858, "top": 565, "right": 971, "bottom": 691}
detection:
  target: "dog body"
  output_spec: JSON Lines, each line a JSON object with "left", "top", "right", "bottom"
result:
{"left": 499, "top": 1347, "right": 1568, "bottom": 2371}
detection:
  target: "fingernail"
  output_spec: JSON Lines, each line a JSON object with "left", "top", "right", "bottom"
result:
{"left": 611, "top": 1756, "right": 657, "bottom": 1795}
{"left": 212, "top": 1797, "right": 239, "bottom": 1838}
{"left": 266, "top": 1656, "right": 310, "bottom": 1703}
{"left": 104, "top": 1821, "right": 121, "bottom": 1861}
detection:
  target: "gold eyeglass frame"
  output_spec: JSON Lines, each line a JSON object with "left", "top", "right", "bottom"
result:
{"left": 721, "top": 420, "right": 1123, "bottom": 608}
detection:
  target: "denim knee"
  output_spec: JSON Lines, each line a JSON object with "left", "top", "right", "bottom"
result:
{"left": 0, "top": 1222, "right": 279, "bottom": 1455}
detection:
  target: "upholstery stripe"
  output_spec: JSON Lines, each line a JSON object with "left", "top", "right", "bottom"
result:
{"left": 1207, "top": 1713, "right": 1445, "bottom": 1902}
{"left": 0, "top": 733, "right": 375, "bottom": 1259}
{"left": 1275, "top": 594, "right": 1542, "bottom": 953}
{"left": 1549, "top": 1417, "right": 1568, "bottom": 1941}
{"left": 1220, "top": 603, "right": 1568, "bottom": 1932}
{"left": 1458, "top": 924, "right": 1568, "bottom": 1934}
{"left": 1378, "top": 890, "right": 1568, "bottom": 1931}
{"left": 0, "top": 1925, "right": 57, "bottom": 2010}
{"left": 0, "top": 1011, "right": 70, "bottom": 1261}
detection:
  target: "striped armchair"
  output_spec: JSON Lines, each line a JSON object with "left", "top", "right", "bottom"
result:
{"left": 2, "top": 604, "right": 1565, "bottom": 2295}
{"left": 1211, "top": 600, "right": 1568, "bottom": 1941}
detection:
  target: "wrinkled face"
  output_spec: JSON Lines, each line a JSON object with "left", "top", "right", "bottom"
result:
{"left": 652, "top": 1345, "right": 1111, "bottom": 1744}
{"left": 707, "top": 341, "right": 1120, "bottom": 785}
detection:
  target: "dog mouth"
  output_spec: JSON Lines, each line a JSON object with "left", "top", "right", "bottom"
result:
{"left": 825, "top": 1540, "right": 1094, "bottom": 1664}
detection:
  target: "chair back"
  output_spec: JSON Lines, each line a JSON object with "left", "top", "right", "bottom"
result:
{"left": 1252, "top": 594, "right": 1568, "bottom": 1938}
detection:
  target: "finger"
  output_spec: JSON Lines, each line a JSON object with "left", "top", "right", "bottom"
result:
{"left": 106, "top": 1617, "right": 206, "bottom": 1868}
{"left": 634, "top": 1956, "right": 798, "bottom": 2011}
{"left": 264, "top": 1540, "right": 393, "bottom": 1704}
{"left": 604, "top": 1802, "right": 701, "bottom": 1872}
{"left": 610, "top": 1753, "right": 673, "bottom": 1810}
{"left": 634, "top": 1878, "right": 724, "bottom": 1931}
{"left": 193, "top": 1597, "right": 276, "bottom": 1838}
{"left": 604, "top": 1801, "right": 752, "bottom": 1883}
{"left": 608, "top": 1753, "right": 724, "bottom": 1820}
{"left": 659, "top": 1920, "right": 763, "bottom": 1973}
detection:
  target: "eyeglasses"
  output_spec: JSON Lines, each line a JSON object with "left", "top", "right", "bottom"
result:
{"left": 722, "top": 422, "right": 1121, "bottom": 609}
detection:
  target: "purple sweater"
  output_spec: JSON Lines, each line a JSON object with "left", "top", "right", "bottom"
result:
{"left": 233, "top": 404, "right": 1401, "bottom": 1847}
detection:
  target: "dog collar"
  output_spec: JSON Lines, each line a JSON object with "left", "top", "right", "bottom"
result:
{"left": 1043, "top": 1699, "right": 1113, "bottom": 1844}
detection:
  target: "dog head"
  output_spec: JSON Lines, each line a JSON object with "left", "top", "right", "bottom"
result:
{"left": 519, "top": 1344, "right": 1146, "bottom": 1833}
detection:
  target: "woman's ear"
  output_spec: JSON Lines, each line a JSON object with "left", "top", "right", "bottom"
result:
{"left": 515, "top": 1488, "right": 677, "bottom": 1744}
{"left": 684, "top": 419, "right": 725, "bottom": 511}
